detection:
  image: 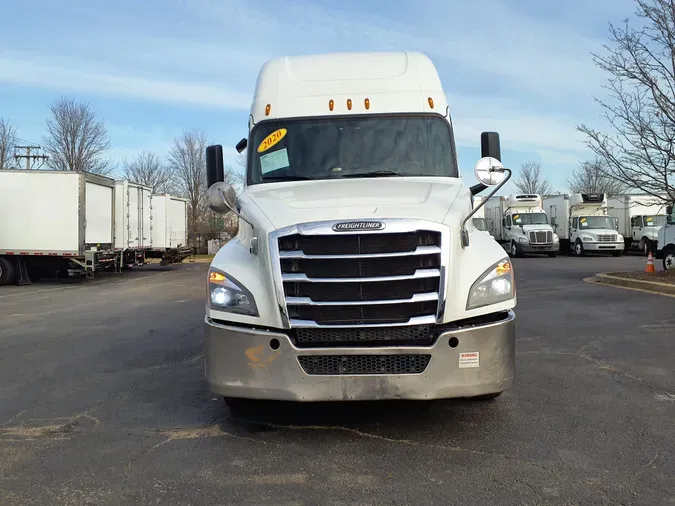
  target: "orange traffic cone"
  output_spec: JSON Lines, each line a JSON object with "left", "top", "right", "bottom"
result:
{"left": 646, "top": 252, "right": 655, "bottom": 273}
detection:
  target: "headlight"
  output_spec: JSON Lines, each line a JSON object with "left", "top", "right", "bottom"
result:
{"left": 466, "top": 258, "right": 515, "bottom": 310}
{"left": 617, "top": 234, "right": 624, "bottom": 242}
{"left": 208, "top": 269, "right": 258, "bottom": 316}
{"left": 582, "top": 236, "right": 594, "bottom": 242}
{"left": 553, "top": 234, "right": 559, "bottom": 242}
{"left": 518, "top": 237, "right": 528, "bottom": 243}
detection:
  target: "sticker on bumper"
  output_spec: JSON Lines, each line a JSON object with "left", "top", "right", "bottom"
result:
{"left": 459, "top": 352, "right": 479, "bottom": 368}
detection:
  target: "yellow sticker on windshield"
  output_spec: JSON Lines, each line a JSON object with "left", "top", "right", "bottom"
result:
{"left": 646, "top": 217, "right": 653, "bottom": 222}
{"left": 257, "top": 128, "right": 287, "bottom": 153}
{"left": 513, "top": 214, "right": 520, "bottom": 220}
{"left": 580, "top": 218, "right": 587, "bottom": 223}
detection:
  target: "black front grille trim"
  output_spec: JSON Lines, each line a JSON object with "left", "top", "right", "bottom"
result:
{"left": 288, "top": 300, "right": 438, "bottom": 325}
{"left": 280, "top": 253, "right": 441, "bottom": 279}
{"left": 298, "top": 354, "right": 431, "bottom": 375}
{"left": 292, "top": 325, "right": 437, "bottom": 348}
{"left": 278, "top": 231, "right": 441, "bottom": 255}
{"left": 283, "top": 277, "right": 440, "bottom": 302}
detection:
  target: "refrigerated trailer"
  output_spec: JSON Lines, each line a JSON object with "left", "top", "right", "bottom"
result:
{"left": 145, "top": 194, "right": 192, "bottom": 265}
{"left": 0, "top": 170, "right": 118, "bottom": 285}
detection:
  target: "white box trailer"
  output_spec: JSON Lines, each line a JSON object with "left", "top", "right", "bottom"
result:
{"left": 114, "top": 180, "right": 153, "bottom": 251}
{"left": 607, "top": 194, "right": 667, "bottom": 254}
{"left": 150, "top": 194, "right": 188, "bottom": 249}
{"left": 484, "top": 195, "right": 507, "bottom": 241}
{"left": 0, "top": 170, "right": 118, "bottom": 285}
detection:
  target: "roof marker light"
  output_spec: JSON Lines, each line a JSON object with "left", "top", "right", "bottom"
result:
{"left": 347, "top": 98, "right": 352, "bottom": 110}
{"left": 329, "top": 99, "right": 334, "bottom": 111}
{"left": 428, "top": 97, "right": 434, "bottom": 109}
{"left": 265, "top": 104, "right": 271, "bottom": 116}
{"left": 364, "top": 98, "right": 370, "bottom": 110}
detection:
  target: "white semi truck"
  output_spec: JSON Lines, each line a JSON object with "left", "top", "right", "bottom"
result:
{"left": 202, "top": 51, "right": 517, "bottom": 408}
{"left": 607, "top": 194, "right": 667, "bottom": 255}
{"left": 543, "top": 193, "right": 624, "bottom": 256}
{"left": 484, "top": 194, "right": 559, "bottom": 257}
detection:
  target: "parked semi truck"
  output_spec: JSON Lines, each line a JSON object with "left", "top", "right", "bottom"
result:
{"left": 0, "top": 170, "right": 118, "bottom": 285}
{"left": 471, "top": 196, "right": 488, "bottom": 232}
{"left": 202, "top": 51, "right": 517, "bottom": 408}
{"left": 484, "top": 194, "right": 559, "bottom": 257}
{"left": 543, "top": 193, "right": 624, "bottom": 256}
{"left": 607, "top": 194, "right": 667, "bottom": 255}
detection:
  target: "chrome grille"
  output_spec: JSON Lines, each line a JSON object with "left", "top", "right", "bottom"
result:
{"left": 596, "top": 234, "right": 617, "bottom": 242}
{"left": 274, "top": 224, "right": 444, "bottom": 327}
{"left": 528, "top": 230, "right": 553, "bottom": 244}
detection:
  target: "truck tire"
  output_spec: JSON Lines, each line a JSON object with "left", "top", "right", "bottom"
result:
{"left": 574, "top": 239, "right": 585, "bottom": 257}
{"left": 510, "top": 241, "right": 520, "bottom": 258}
{"left": 0, "top": 257, "right": 16, "bottom": 286}
{"left": 663, "top": 247, "right": 675, "bottom": 271}
{"left": 642, "top": 238, "right": 653, "bottom": 256}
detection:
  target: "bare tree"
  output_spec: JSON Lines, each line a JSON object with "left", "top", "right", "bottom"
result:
{"left": 123, "top": 151, "right": 173, "bottom": 193}
{"left": 168, "top": 129, "right": 210, "bottom": 246}
{"left": 577, "top": 0, "right": 675, "bottom": 204}
{"left": 43, "top": 97, "right": 112, "bottom": 175}
{"left": 513, "top": 161, "right": 553, "bottom": 195}
{"left": 0, "top": 117, "right": 18, "bottom": 170}
{"left": 567, "top": 158, "right": 627, "bottom": 196}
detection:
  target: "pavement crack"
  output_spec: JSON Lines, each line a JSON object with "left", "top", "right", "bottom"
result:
{"left": 0, "top": 411, "right": 100, "bottom": 441}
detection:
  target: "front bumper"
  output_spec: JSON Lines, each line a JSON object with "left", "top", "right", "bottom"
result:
{"left": 205, "top": 311, "right": 516, "bottom": 402}
{"left": 582, "top": 242, "right": 624, "bottom": 251}
{"left": 520, "top": 242, "right": 559, "bottom": 253}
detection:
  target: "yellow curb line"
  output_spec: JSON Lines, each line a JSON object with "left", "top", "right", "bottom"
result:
{"left": 583, "top": 276, "right": 675, "bottom": 299}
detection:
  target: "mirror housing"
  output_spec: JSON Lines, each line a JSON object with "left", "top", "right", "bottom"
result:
{"left": 481, "top": 132, "right": 501, "bottom": 160}
{"left": 235, "top": 138, "right": 247, "bottom": 154}
{"left": 206, "top": 145, "right": 225, "bottom": 188}
{"left": 207, "top": 182, "right": 238, "bottom": 214}
{"left": 667, "top": 204, "right": 673, "bottom": 215}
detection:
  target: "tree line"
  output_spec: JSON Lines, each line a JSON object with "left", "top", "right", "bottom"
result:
{"left": 0, "top": 97, "right": 243, "bottom": 246}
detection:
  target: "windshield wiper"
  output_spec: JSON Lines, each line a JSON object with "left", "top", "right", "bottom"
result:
{"left": 341, "top": 170, "right": 402, "bottom": 178}
{"left": 261, "top": 175, "right": 313, "bottom": 182}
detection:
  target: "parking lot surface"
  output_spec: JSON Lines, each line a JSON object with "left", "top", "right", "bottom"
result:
{"left": 1, "top": 255, "right": 674, "bottom": 505}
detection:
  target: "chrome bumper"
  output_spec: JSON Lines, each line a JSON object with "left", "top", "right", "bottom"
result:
{"left": 520, "top": 243, "right": 559, "bottom": 253}
{"left": 583, "top": 242, "right": 624, "bottom": 251}
{"left": 204, "top": 311, "right": 516, "bottom": 402}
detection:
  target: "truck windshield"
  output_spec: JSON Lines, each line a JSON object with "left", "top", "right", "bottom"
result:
{"left": 644, "top": 215, "right": 666, "bottom": 227}
{"left": 579, "top": 216, "right": 615, "bottom": 229}
{"left": 247, "top": 114, "right": 457, "bottom": 184}
{"left": 512, "top": 213, "right": 548, "bottom": 225}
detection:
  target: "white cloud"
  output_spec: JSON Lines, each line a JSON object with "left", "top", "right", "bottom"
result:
{"left": 0, "top": 54, "right": 251, "bottom": 109}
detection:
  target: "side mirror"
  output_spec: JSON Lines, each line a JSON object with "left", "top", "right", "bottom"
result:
{"left": 613, "top": 217, "right": 619, "bottom": 230}
{"left": 551, "top": 217, "right": 558, "bottom": 226}
{"left": 481, "top": 132, "right": 501, "bottom": 161}
{"left": 235, "top": 138, "right": 247, "bottom": 154}
{"left": 206, "top": 145, "right": 225, "bottom": 188}
{"left": 474, "top": 156, "right": 507, "bottom": 186}
{"left": 207, "top": 182, "right": 238, "bottom": 214}
{"left": 502, "top": 217, "right": 506, "bottom": 227}
{"left": 667, "top": 204, "right": 673, "bottom": 215}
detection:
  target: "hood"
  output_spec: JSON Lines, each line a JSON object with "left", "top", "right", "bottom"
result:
{"left": 243, "top": 177, "right": 464, "bottom": 230}
{"left": 519, "top": 224, "right": 553, "bottom": 232}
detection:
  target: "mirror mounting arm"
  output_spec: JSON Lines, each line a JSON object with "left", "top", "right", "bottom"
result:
{"left": 461, "top": 167, "right": 512, "bottom": 248}
{"left": 217, "top": 187, "right": 255, "bottom": 229}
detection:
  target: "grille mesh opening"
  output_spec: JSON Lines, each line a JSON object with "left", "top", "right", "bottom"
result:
{"left": 284, "top": 277, "right": 439, "bottom": 302}
{"left": 278, "top": 231, "right": 440, "bottom": 255}
{"left": 298, "top": 354, "right": 431, "bottom": 375}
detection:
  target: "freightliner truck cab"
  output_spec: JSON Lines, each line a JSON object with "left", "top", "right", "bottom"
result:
{"left": 203, "top": 51, "right": 517, "bottom": 409}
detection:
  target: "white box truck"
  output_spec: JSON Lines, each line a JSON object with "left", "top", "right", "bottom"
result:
{"left": 543, "top": 193, "right": 624, "bottom": 256}
{"left": 0, "top": 170, "right": 118, "bottom": 285}
{"left": 607, "top": 194, "right": 667, "bottom": 254}
{"left": 114, "top": 179, "right": 153, "bottom": 263}
{"left": 656, "top": 203, "right": 675, "bottom": 270}
{"left": 471, "top": 196, "right": 489, "bottom": 232}
{"left": 484, "top": 194, "right": 559, "bottom": 257}
{"left": 201, "top": 51, "right": 518, "bottom": 409}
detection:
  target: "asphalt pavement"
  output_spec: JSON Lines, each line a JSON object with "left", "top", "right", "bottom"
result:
{"left": 0, "top": 255, "right": 673, "bottom": 505}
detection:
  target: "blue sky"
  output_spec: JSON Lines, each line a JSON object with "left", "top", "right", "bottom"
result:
{"left": 0, "top": 0, "right": 638, "bottom": 193}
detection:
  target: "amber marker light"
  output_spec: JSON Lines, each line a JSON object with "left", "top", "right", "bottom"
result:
{"left": 265, "top": 103, "right": 271, "bottom": 116}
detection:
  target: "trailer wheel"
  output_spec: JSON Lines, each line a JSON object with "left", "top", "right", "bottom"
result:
{"left": 663, "top": 247, "right": 675, "bottom": 271}
{"left": 0, "top": 257, "right": 16, "bottom": 286}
